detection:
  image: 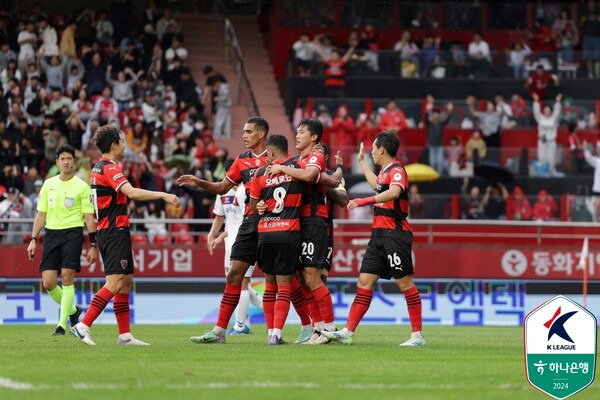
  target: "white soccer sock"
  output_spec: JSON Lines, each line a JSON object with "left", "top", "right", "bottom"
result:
{"left": 325, "top": 322, "right": 336, "bottom": 332}
{"left": 272, "top": 328, "right": 282, "bottom": 339}
{"left": 343, "top": 328, "right": 354, "bottom": 337}
{"left": 234, "top": 290, "right": 250, "bottom": 331}
{"left": 268, "top": 328, "right": 274, "bottom": 337}
{"left": 315, "top": 321, "right": 325, "bottom": 332}
{"left": 249, "top": 286, "right": 263, "bottom": 309}
{"left": 301, "top": 324, "right": 312, "bottom": 331}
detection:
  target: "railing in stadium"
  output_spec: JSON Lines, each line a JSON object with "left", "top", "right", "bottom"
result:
{"left": 216, "top": 0, "right": 260, "bottom": 116}
{"left": 1, "top": 218, "right": 599, "bottom": 246}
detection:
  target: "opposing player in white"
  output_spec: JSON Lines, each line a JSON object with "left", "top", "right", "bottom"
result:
{"left": 208, "top": 183, "right": 263, "bottom": 334}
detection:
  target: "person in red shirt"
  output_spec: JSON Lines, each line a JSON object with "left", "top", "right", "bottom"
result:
{"left": 532, "top": 189, "right": 558, "bottom": 221}
{"left": 249, "top": 134, "right": 304, "bottom": 345}
{"left": 265, "top": 118, "right": 343, "bottom": 345}
{"left": 193, "top": 130, "right": 219, "bottom": 167}
{"left": 525, "top": 65, "right": 560, "bottom": 100}
{"left": 508, "top": 186, "right": 532, "bottom": 221}
{"left": 532, "top": 18, "right": 556, "bottom": 53}
{"left": 72, "top": 125, "right": 180, "bottom": 346}
{"left": 330, "top": 104, "right": 355, "bottom": 168}
{"left": 314, "top": 40, "right": 355, "bottom": 98}
{"left": 324, "top": 132, "right": 423, "bottom": 346}
{"left": 378, "top": 99, "right": 407, "bottom": 132}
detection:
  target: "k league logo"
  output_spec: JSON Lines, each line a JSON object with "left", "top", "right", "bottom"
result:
{"left": 524, "top": 295, "right": 597, "bottom": 400}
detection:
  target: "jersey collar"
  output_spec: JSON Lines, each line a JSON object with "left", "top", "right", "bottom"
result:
{"left": 381, "top": 162, "right": 396, "bottom": 173}
{"left": 252, "top": 149, "right": 267, "bottom": 158}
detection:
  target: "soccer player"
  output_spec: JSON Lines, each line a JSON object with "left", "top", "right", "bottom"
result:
{"left": 207, "top": 178, "right": 263, "bottom": 335}
{"left": 71, "top": 125, "right": 180, "bottom": 346}
{"left": 250, "top": 135, "right": 304, "bottom": 345}
{"left": 323, "top": 132, "right": 425, "bottom": 346}
{"left": 178, "top": 117, "right": 313, "bottom": 343}
{"left": 27, "top": 144, "right": 97, "bottom": 336}
{"left": 266, "top": 118, "right": 342, "bottom": 345}
{"left": 319, "top": 141, "right": 348, "bottom": 283}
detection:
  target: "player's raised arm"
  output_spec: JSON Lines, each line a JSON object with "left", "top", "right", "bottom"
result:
{"left": 120, "top": 182, "right": 181, "bottom": 207}
{"left": 358, "top": 142, "right": 378, "bottom": 189}
{"left": 268, "top": 163, "right": 320, "bottom": 182}
{"left": 176, "top": 174, "right": 234, "bottom": 195}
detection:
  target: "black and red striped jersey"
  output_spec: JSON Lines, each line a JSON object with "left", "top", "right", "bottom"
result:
{"left": 225, "top": 149, "right": 268, "bottom": 215}
{"left": 250, "top": 158, "right": 304, "bottom": 243}
{"left": 296, "top": 151, "right": 328, "bottom": 220}
{"left": 90, "top": 157, "right": 130, "bottom": 236}
{"left": 372, "top": 162, "right": 411, "bottom": 237}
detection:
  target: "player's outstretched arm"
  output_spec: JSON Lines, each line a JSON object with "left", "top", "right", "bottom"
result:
{"left": 347, "top": 185, "right": 402, "bottom": 210}
{"left": 319, "top": 171, "right": 342, "bottom": 188}
{"left": 268, "top": 164, "right": 320, "bottom": 183}
{"left": 358, "top": 142, "right": 378, "bottom": 189}
{"left": 120, "top": 183, "right": 181, "bottom": 207}
{"left": 326, "top": 184, "right": 348, "bottom": 207}
{"left": 175, "top": 175, "right": 234, "bottom": 195}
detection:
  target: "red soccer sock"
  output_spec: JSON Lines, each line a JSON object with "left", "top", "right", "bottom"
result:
{"left": 274, "top": 284, "right": 291, "bottom": 330}
{"left": 263, "top": 283, "right": 278, "bottom": 330}
{"left": 82, "top": 287, "right": 114, "bottom": 328}
{"left": 113, "top": 293, "right": 131, "bottom": 335}
{"left": 345, "top": 288, "right": 373, "bottom": 333}
{"left": 216, "top": 283, "right": 242, "bottom": 330}
{"left": 303, "top": 287, "right": 322, "bottom": 325}
{"left": 312, "top": 284, "right": 334, "bottom": 325}
{"left": 403, "top": 286, "right": 423, "bottom": 333}
{"left": 290, "top": 278, "right": 311, "bottom": 326}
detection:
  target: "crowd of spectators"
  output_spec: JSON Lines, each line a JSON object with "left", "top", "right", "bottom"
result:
{"left": 290, "top": 2, "right": 600, "bottom": 80}
{"left": 0, "top": 2, "right": 232, "bottom": 243}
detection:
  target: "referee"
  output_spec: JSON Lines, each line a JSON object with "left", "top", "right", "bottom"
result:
{"left": 27, "top": 144, "right": 98, "bottom": 336}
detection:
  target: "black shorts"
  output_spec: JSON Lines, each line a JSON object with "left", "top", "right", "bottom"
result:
{"left": 99, "top": 232, "right": 134, "bottom": 275}
{"left": 39, "top": 227, "right": 83, "bottom": 272}
{"left": 324, "top": 232, "right": 333, "bottom": 271}
{"left": 360, "top": 232, "right": 414, "bottom": 280}
{"left": 230, "top": 215, "right": 259, "bottom": 266}
{"left": 300, "top": 218, "right": 328, "bottom": 268}
{"left": 257, "top": 241, "right": 301, "bottom": 276}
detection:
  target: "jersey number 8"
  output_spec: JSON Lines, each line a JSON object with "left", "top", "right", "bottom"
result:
{"left": 273, "top": 187, "right": 286, "bottom": 214}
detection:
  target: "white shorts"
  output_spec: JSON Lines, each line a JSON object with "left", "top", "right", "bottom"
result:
{"left": 224, "top": 239, "right": 255, "bottom": 278}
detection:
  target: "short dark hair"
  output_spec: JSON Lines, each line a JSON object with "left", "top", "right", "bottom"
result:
{"left": 266, "top": 134, "right": 288, "bottom": 154}
{"left": 247, "top": 116, "right": 269, "bottom": 135}
{"left": 202, "top": 65, "right": 214, "bottom": 75}
{"left": 298, "top": 118, "right": 323, "bottom": 142}
{"left": 56, "top": 144, "right": 76, "bottom": 160}
{"left": 374, "top": 131, "right": 400, "bottom": 158}
{"left": 94, "top": 125, "right": 121, "bottom": 154}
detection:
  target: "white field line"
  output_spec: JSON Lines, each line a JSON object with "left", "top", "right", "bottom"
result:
{"left": 0, "top": 376, "right": 34, "bottom": 390}
{"left": 2, "top": 378, "right": 598, "bottom": 392}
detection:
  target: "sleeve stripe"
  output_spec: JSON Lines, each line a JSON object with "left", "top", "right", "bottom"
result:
{"left": 225, "top": 175, "right": 237, "bottom": 185}
{"left": 306, "top": 164, "right": 322, "bottom": 171}
{"left": 390, "top": 182, "right": 405, "bottom": 191}
{"left": 115, "top": 180, "right": 127, "bottom": 192}
{"left": 249, "top": 194, "right": 261, "bottom": 200}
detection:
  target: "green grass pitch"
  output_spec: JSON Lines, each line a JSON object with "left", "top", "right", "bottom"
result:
{"left": 0, "top": 325, "right": 597, "bottom": 400}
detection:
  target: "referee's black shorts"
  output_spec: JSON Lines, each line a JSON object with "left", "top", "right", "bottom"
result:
{"left": 39, "top": 227, "right": 83, "bottom": 272}
{"left": 99, "top": 231, "right": 134, "bottom": 275}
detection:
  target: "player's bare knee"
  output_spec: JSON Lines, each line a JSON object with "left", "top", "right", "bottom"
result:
{"left": 43, "top": 280, "right": 57, "bottom": 292}
{"left": 61, "top": 270, "right": 75, "bottom": 286}
{"left": 396, "top": 276, "right": 415, "bottom": 292}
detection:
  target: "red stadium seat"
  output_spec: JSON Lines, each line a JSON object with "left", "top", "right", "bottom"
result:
{"left": 131, "top": 234, "right": 148, "bottom": 244}
{"left": 152, "top": 234, "right": 170, "bottom": 244}
{"left": 171, "top": 223, "right": 190, "bottom": 233}
{"left": 174, "top": 232, "right": 194, "bottom": 244}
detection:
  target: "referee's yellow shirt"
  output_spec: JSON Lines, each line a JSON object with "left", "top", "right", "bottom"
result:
{"left": 37, "top": 175, "right": 95, "bottom": 230}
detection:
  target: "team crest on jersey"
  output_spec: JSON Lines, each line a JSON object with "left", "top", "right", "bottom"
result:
{"left": 394, "top": 172, "right": 402, "bottom": 181}
{"left": 255, "top": 159, "right": 261, "bottom": 166}
{"left": 120, "top": 260, "right": 128, "bottom": 269}
{"left": 310, "top": 156, "right": 317, "bottom": 163}
{"left": 64, "top": 197, "right": 75, "bottom": 209}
